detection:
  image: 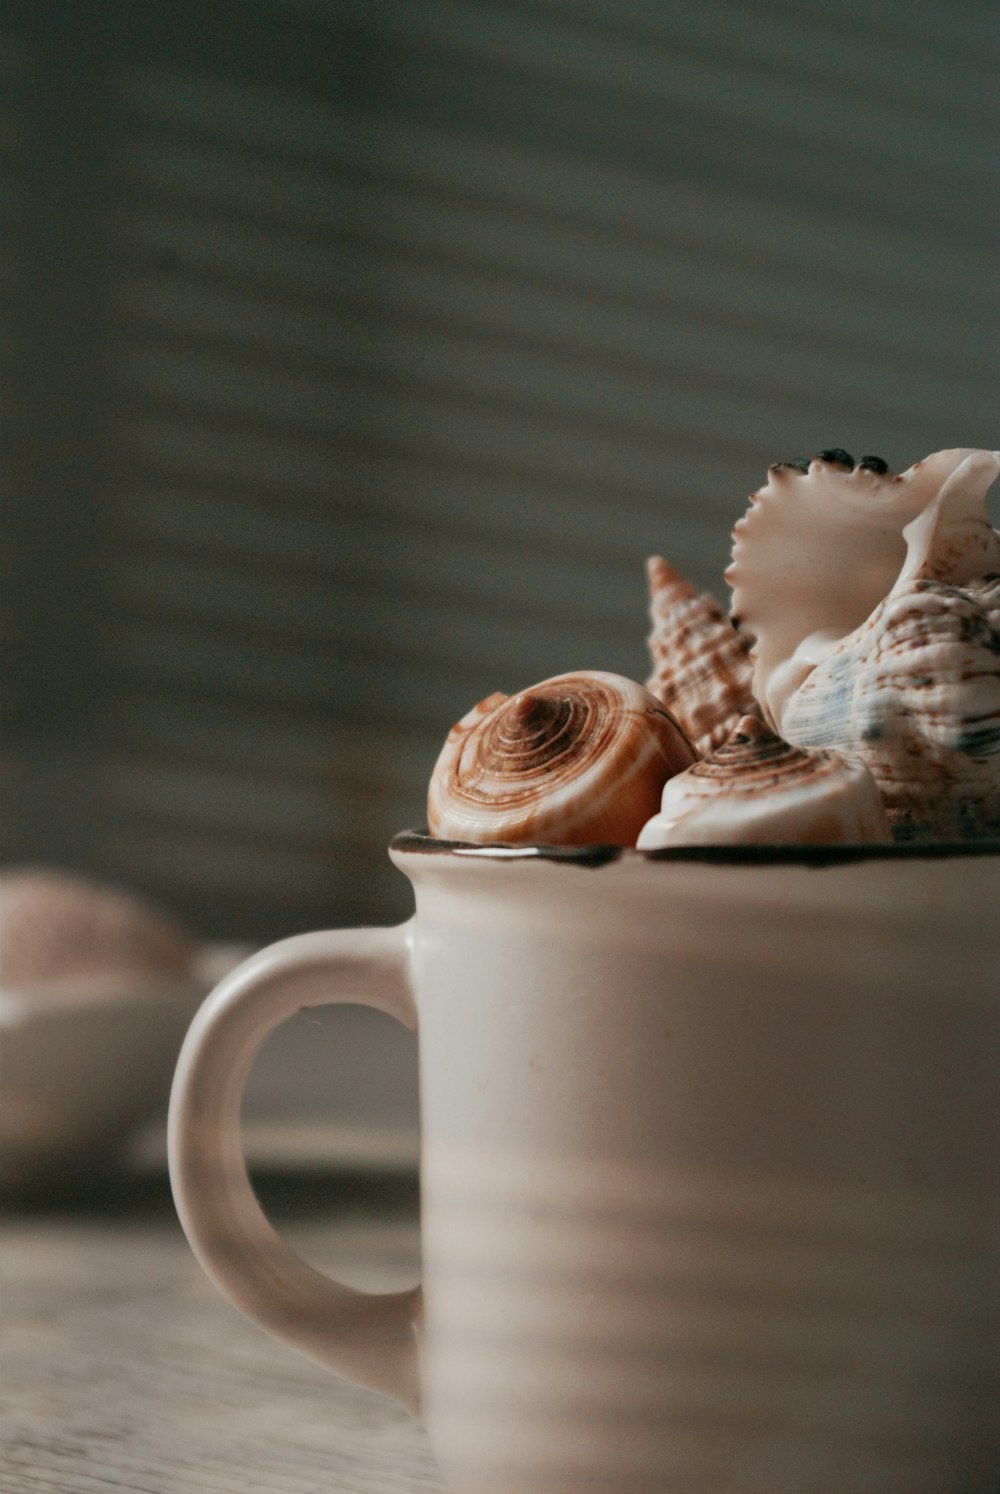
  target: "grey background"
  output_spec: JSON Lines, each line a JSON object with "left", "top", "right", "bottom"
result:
{"left": 4, "top": 0, "right": 997, "bottom": 954}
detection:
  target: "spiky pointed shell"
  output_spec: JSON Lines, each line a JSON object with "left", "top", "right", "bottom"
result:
{"left": 645, "top": 556, "right": 757, "bottom": 758}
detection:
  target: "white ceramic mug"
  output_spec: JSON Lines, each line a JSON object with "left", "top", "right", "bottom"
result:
{"left": 169, "top": 835, "right": 1000, "bottom": 1494}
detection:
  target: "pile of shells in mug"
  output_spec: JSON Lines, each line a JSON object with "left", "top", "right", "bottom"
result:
{"left": 427, "top": 447, "right": 1000, "bottom": 848}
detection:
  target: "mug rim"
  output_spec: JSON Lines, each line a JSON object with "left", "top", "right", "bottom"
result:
{"left": 390, "top": 830, "right": 1000, "bottom": 869}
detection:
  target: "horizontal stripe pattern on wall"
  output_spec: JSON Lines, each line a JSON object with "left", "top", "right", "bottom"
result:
{"left": 3, "top": 0, "right": 997, "bottom": 939}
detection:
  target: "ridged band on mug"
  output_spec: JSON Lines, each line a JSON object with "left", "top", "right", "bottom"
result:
{"left": 420, "top": 1147, "right": 998, "bottom": 1488}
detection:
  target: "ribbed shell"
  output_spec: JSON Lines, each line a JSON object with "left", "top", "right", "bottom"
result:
{"left": 427, "top": 671, "right": 695, "bottom": 846}
{"left": 636, "top": 716, "right": 890, "bottom": 848}
{"left": 781, "top": 577, "right": 1000, "bottom": 840}
{"left": 645, "top": 556, "right": 756, "bottom": 758}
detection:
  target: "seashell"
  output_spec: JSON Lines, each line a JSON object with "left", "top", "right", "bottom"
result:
{"left": 636, "top": 715, "right": 891, "bottom": 848}
{"left": 428, "top": 670, "right": 695, "bottom": 846}
{"left": 645, "top": 556, "right": 757, "bottom": 757}
{"left": 728, "top": 448, "right": 1000, "bottom": 840}
{"left": 0, "top": 868, "right": 195, "bottom": 986}
{"left": 728, "top": 448, "right": 999, "bottom": 726}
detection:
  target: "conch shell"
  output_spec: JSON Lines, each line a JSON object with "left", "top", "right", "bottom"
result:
{"left": 428, "top": 670, "right": 695, "bottom": 846}
{"left": 636, "top": 715, "right": 891, "bottom": 848}
{"left": 645, "top": 557, "right": 757, "bottom": 757}
{"left": 728, "top": 448, "right": 1000, "bottom": 840}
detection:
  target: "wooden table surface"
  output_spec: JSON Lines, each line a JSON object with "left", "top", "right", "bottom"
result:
{"left": 2, "top": 1167, "right": 446, "bottom": 1494}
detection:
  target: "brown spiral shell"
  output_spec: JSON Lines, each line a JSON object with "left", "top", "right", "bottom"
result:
{"left": 427, "top": 671, "right": 695, "bottom": 846}
{"left": 636, "top": 715, "right": 891, "bottom": 848}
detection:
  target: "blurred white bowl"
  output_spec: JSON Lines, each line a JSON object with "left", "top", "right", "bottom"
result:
{"left": 0, "top": 945, "right": 245, "bottom": 1189}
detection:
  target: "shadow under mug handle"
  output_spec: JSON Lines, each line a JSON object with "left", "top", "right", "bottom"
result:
{"left": 168, "top": 923, "right": 422, "bottom": 1415}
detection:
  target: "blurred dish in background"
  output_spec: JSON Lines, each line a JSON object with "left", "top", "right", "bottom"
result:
{"left": 0, "top": 869, "right": 242, "bottom": 1190}
{"left": 1, "top": 868, "right": 420, "bottom": 1190}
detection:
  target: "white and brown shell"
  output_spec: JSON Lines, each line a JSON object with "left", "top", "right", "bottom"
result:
{"left": 645, "top": 556, "right": 757, "bottom": 758}
{"left": 728, "top": 448, "right": 1000, "bottom": 840}
{"left": 636, "top": 715, "right": 891, "bottom": 848}
{"left": 427, "top": 670, "right": 695, "bottom": 846}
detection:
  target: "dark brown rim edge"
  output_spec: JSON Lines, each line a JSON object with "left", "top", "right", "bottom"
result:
{"left": 390, "top": 831, "right": 1000, "bottom": 869}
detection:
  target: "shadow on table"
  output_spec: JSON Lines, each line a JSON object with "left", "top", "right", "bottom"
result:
{"left": 0, "top": 1156, "right": 420, "bottom": 1222}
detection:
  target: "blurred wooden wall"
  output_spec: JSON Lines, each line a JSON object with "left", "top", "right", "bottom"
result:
{"left": 3, "top": 0, "right": 997, "bottom": 941}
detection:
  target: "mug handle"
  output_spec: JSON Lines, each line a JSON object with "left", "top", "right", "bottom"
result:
{"left": 168, "top": 923, "right": 421, "bottom": 1415}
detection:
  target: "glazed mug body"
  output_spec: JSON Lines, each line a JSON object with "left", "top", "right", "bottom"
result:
{"left": 400, "top": 843, "right": 999, "bottom": 1493}
{"left": 171, "top": 841, "right": 1000, "bottom": 1493}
